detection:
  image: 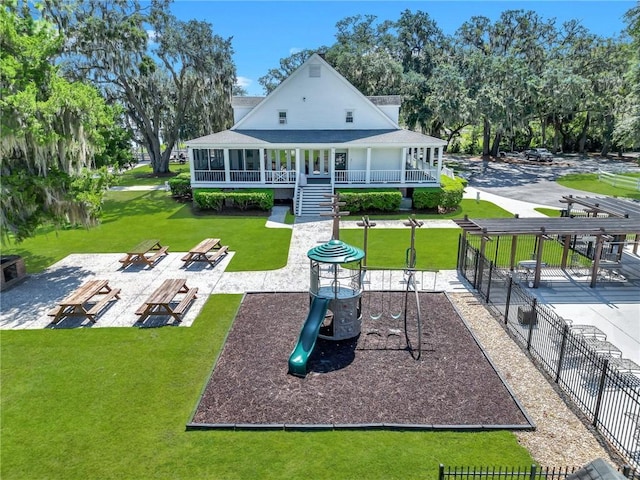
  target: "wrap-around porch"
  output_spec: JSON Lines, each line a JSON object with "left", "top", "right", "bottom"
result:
{"left": 190, "top": 145, "right": 444, "bottom": 188}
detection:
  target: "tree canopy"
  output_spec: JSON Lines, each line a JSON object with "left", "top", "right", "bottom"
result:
{"left": 0, "top": 2, "right": 114, "bottom": 241}
{"left": 261, "top": 7, "right": 638, "bottom": 156}
{"left": 43, "top": 0, "right": 236, "bottom": 174}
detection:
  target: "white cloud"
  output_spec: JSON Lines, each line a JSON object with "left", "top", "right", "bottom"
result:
{"left": 236, "top": 76, "right": 252, "bottom": 88}
{"left": 289, "top": 47, "right": 302, "bottom": 55}
{"left": 146, "top": 29, "right": 158, "bottom": 43}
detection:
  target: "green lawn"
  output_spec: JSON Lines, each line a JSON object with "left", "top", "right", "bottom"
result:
{"left": 534, "top": 207, "right": 562, "bottom": 217}
{"left": 361, "top": 199, "right": 514, "bottom": 220}
{"left": 117, "top": 163, "right": 191, "bottom": 187}
{"left": 342, "top": 228, "right": 462, "bottom": 270}
{"left": 2, "top": 190, "right": 291, "bottom": 273}
{"left": 556, "top": 172, "right": 640, "bottom": 200}
{"left": 1, "top": 294, "right": 533, "bottom": 479}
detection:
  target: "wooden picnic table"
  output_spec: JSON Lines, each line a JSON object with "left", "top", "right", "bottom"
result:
{"left": 135, "top": 278, "right": 198, "bottom": 323}
{"left": 48, "top": 279, "right": 120, "bottom": 324}
{"left": 119, "top": 239, "right": 168, "bottom": 268}
{"left": 181, "top": 238, "right": 228, "bottom": 267}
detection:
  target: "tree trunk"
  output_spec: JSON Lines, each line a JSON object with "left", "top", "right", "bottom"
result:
{"left": 577, "top": 111, "right": 590, "bottom": 153}
{"left": 540, "top": 116, "right": 547, "bottom": 147}
{"left": 490, "top": 130, "right": 502, "bottom": 157}
{"left": 600, "top": 113, "right": 613, "bottom": 157}
{"left": 482, "top": 117, "right": 491, "bottom": 157}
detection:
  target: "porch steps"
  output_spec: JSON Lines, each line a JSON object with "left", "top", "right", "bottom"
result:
{"left": 297, "top": 185, "right": 334, "bottom": 216}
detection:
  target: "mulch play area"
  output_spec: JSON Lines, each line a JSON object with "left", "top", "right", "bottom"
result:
{"left": 190, "top": 292, "right": 533, "bottom": 430}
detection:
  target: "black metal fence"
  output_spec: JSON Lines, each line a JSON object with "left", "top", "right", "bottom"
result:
{"left": 457, "top": 235, "right": 640, "bottom": 469}
{"left": 438, "top": 464, "right": 639, "bottom": 480}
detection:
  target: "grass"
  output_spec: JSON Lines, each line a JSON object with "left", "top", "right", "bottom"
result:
{"left": 534, "top": 207, "right": 562, "bottom": 217}
{"left": 556, "top": 172, "right": 640, "bottom": 200}
{"left": 360, "top": 200, "right": 514, "bottom": 221}
{"left": 342, "top": 228, "right": 462, "bottom": 270}
{"left": 2, "top": 190, "right": 291, "bottom": 273}
{"left": 1, "top": 294, "right": 533, "bottom": 479}
{"left": 117, "top": 163, "right": 191, "bottom": 187}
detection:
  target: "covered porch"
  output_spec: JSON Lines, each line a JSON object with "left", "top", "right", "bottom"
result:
{"left": 186, "top": 129, "right": 447, "bottom": 190}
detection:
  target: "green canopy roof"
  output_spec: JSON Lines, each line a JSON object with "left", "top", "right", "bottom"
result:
{"left": 307, "top": 239, "right": 364, "bottom": 264}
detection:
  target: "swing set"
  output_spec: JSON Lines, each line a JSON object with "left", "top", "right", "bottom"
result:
{"left": 357, "top": 215, "right": 426, "bottom": 360}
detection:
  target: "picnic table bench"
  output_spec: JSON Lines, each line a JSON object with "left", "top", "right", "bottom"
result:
{"left": 181, "top": 238, "right": 228, "bottom": 267}
{"left": 48, "top": 279, "right": 120, "bottom": 324}
{"left": 119, "top": 239, "right": 168, "bottom": 268}
{"left": 135, "top": 278, "right": 198, "bottom": 324}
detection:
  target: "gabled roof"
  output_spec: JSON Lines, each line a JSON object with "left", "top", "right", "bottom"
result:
{"left": 232, "top": 53, "right": 399, "bottom": 130}
{"left": 186, "top": 129, "right": 447, "bottom": 147}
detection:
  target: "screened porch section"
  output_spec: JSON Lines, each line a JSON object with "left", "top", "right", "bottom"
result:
{"left": 190, "top": 145, "right": 442, "bottom": 187}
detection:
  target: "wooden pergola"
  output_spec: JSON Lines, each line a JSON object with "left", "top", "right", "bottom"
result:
{"left": 454, "top": 216, "right": 640, "bottom": 288}
{"left": 561, "top": 195, "right": 640, "bottom": 219}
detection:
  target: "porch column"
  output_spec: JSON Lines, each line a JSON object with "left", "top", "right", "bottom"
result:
{"left": 188, "top": 149, "right": 195, "bottom": 183}
{"left": 366, "top": 147, "right": 371, "bottom": 184}
{"left": 294, "top": 149, "right": 301, "bottom": 178}
{"left": 401, "top": 147, "right": 407, "bottom": 184}
{"left": 259, "top": 148, "right": 266, "bottom": 184}
{"left": 437, "top": 147, "right": 443, "bottom": 182}
{"left": 330, "top": 147, "right": 336, "bottom": 186}
{"left": 223, "top": 149, "right": 230, "bottom": 183}
{"left": 429, "top": 147, "right": 435, "bottom": 168}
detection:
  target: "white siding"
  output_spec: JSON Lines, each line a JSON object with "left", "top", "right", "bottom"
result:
{"left": 233, "top": 106, "right": 254, "bottom": 124}
{"left": 377, "top": 105, "right": 400, "bottom": 124}
{"left": 235, "top": 59, "right": 397, "bottom": 130}
{"left": 371, "top": 148, "right": 402, "bottom": 169}
{"left": 349, "top": 148, "right": 367, "bottom": 169}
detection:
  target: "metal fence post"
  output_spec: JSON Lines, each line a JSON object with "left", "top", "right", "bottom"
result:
{"left": 504, "top": 275, "right": 513, "bottom": 325}
{"left": 526, "top": 298, "right": 537, "bottom": 351}
{"left": 529, "top": 464, "right": 538, "bottom": 480}
{"left": 486, "top": 262, "right": 493, "bottom": 304}
{"left": 438, "top": 464, "right": 445, "bottom": 480}
{"left": 555, "top": 324, "right": 569, "bottom": 383}
{"left": 593, "top": 358, "right": 610, "bottom": 427}
{"left": 473, "top": 249, "right": 479, "bottom": 288}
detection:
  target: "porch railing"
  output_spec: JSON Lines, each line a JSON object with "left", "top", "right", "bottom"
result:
{"left": 193, "top": 167, "right": 438, "bottom": 185}
{"left": 334, "top": 169, "right": 438, "bottom": 184}
{"left": 193, "top": 170, "right": 297, "bottom": 184}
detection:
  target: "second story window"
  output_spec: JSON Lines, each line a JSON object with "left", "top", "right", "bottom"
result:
{"left": 278, "top": 111, "right": 287, "bottom": 125}
{"left": 345, "top": 110, "right": 354, "bottom": 123}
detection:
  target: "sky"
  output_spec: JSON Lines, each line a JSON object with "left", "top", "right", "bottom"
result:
{"left": 169, "top": 1, "right": 636, "bottom": 95}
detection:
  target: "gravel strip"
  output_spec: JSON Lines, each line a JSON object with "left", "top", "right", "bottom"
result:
{"left": 448, "top": 292, "right": 618, "bottom": 466}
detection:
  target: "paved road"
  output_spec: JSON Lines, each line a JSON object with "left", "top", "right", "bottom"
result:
{"left": 452, "top": 154, "right": 640, "bottom": 208}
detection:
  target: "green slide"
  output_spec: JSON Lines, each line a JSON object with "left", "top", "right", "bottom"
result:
{"left": 288, "top": 297, "right": 330, "bottom": 377}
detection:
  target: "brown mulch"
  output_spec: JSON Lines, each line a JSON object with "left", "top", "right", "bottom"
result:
{"left": 191, "top": 292, "right": 532, "bottom": 428}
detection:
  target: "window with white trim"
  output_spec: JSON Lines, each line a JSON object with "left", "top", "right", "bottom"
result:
{"left": 345, "top": 110, "right": 354, "bottom": 123}
{"left": 278, "top": 111, "right": 287, "bottom": 125}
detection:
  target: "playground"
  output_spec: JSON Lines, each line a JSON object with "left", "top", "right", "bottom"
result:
{"left": 190, "top": 291, "right": 532, "bottom": 429}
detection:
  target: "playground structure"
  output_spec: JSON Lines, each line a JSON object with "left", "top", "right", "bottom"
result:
{"left": 287, "top": 239, "right": 365, "bottom": 377}
{"left": 288, "top": 195, "right": 429, "bottom": 376}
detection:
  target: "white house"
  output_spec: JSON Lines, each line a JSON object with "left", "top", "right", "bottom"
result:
{"left": 186, "top": 53, "right": 447, "bottom": 215}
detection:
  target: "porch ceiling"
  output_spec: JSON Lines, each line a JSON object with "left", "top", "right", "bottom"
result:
{"left": 186, "top": 129, "right": 447, "bottom": 147}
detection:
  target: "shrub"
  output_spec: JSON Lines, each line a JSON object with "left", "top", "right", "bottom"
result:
{"left": 193, "top": 189, "right": 224, "bottom": 211}
{"left": 337, "top": 190, "right": 402, "bottom": 213}
{"left": 168, "top": 173, "right": 192, "bottom": 197}
{"left": 413, "top": 176, "right": 465, "bottom": 211}
{"left": 193, "top": 189, "right": 274, "bottom": 212}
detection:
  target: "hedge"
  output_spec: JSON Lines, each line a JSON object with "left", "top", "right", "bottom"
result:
{"left": 193, "top": 189, "right": 274, "bottom": 211}
{"left": 337, "top": 189, "right": 402, "bottom": 213}
{"left": 168, "top": 173, "right": 192, "bottom": 197}
{"left": 413, "top": 176, "right": 465, "bottom": 210}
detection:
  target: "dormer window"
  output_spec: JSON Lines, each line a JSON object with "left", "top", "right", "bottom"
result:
{"left": 345, "top": 110, "right": 354, "bottom": 123}
{"left": 278, "top": 111, "right": 287, "bottom": 125}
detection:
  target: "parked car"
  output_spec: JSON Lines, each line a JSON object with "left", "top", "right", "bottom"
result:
{"left": 525, "top": 148, "right": 553, "bottom": 162}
